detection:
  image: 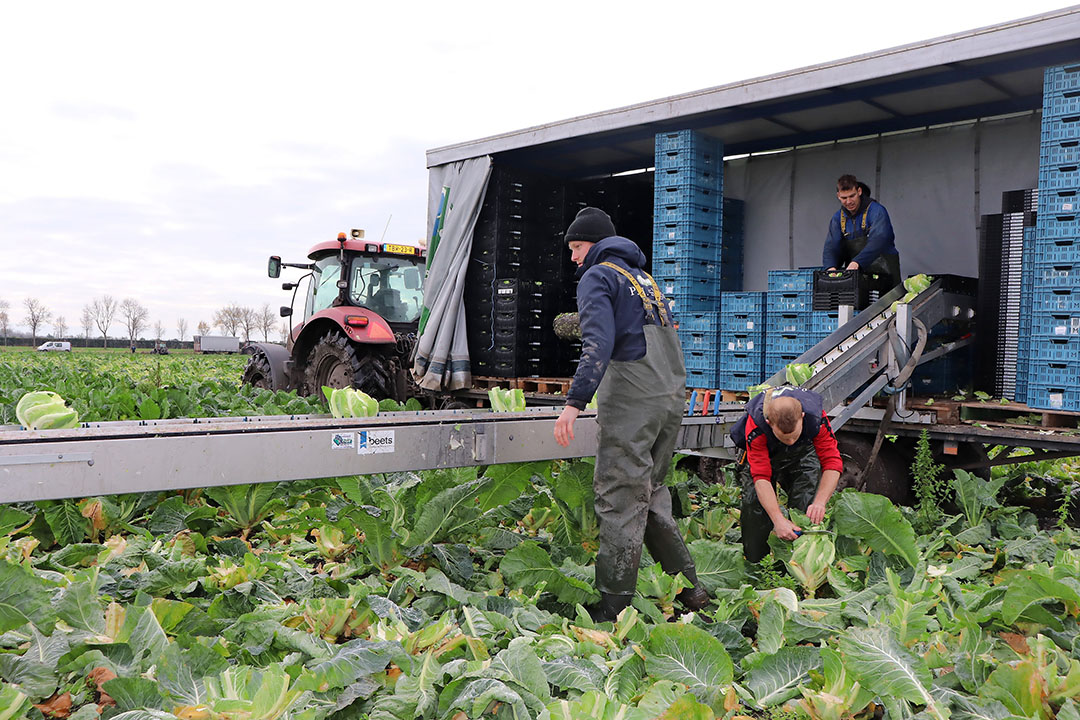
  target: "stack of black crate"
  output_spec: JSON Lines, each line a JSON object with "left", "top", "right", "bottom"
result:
{"left": 464, "top": 167, "right": 577, "bottom": 378}
{"left": 975, "top": 193, "right": 1037, "bottom": 398}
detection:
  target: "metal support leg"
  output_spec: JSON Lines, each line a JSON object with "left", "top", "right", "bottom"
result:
{"left": 894, "top": 303, "right": 913, "bottom": 415}
{"left": 838, "top": 305, "right": 855, "bottom": 326}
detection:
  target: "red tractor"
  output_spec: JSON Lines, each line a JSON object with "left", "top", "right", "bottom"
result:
{"left": 242, "top": 229, "right": 426, "bottom": 402}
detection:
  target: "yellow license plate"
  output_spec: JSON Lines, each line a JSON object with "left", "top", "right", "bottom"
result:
{"left": 382, "top": 244, "right": 416, "bottom": 256}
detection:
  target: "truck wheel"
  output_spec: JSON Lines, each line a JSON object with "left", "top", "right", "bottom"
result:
{"left": 242, "top": 352, "right": 275, "bottom": 390}
{"left": 302, "top": 331, "right": 392, "bottom": 399}
{"left": 835, "top": 432, "right": 914, "bottom": 505}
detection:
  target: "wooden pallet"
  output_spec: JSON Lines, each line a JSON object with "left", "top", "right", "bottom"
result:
{"left": 911, "top": 396, "right": 1080, "bottom": 429}
{"left": 471, "top": 376, "right": 521, "bottom": 390}
{"left": 517, "top": 377, "right": 571, "bottom": 395}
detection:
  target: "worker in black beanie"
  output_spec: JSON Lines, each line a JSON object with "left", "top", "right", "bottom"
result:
{"left": 554, "top": 206, "right": 709, "bottom": 622}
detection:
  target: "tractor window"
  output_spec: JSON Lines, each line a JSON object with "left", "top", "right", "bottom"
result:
{"left": 308, "top": 256, "right": 342, "bottom": 317}
{"left": 350, "top": 255, "right": 424, "bottom": 324}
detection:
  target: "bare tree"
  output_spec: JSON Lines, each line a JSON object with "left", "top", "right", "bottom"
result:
{"left": 279, "top": 321, "right": 290, "bottom": 343}
{"left": 0, "top": 300, "right": 8, "bottom": 346}
{"left": 53, "top": 316, "right": 68, "bottom": 340}
{"left": 23, "top": 298, "right": 51, "bottom": 347}
{"left": 258, "top": 303, "right": 277, "bottom": 342}
{"left": 80, "top": 305, "right": 94, "bottom": 347}
{"left": 120, "top": 298, "right": 149, "bottom": 347}
{"left": 176, "top": 318, "right": 188, "bottom": 343}
{"left": 237, "top": 306, "right": 257, "bottom": 343}
{"left": 197, "top": 320, "right": 211, "bottom": 337}
{"left": 90, "top": 295, "right": 118, "bottom": 348}
{"left": 213, "top": 305, "right": 242, "bottom": 336}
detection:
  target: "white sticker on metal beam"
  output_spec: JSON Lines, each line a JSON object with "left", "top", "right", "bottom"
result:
{"left": 330, "top": 433, "right": 355, "bottom": 450}
{"left": 358, "top": 429, "right": 395, "bottom": 455}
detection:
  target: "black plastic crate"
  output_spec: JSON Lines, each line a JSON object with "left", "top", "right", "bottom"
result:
{"left": 812, "top": 270, "right": 890, "bottom": 311}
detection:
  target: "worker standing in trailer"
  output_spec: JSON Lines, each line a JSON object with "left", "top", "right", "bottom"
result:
{"left": 730, "top": 386, "right": 843, "bottom": 563}
{"left": 553, "top": 206, "right": 708, "bottom": 622}
{"left": 823, "top": 174, "right": 902, "bottom": 289}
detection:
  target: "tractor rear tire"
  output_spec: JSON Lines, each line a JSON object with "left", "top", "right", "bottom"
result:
{"left": 301, "top": 331, "right": 393, "bottom": 399}
{"left": 242, "top": 352, "right": 276, "bottom": 390}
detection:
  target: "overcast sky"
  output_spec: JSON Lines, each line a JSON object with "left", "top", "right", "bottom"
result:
{"left": 0, "top": 1, "right": 1073, "bottom": 340}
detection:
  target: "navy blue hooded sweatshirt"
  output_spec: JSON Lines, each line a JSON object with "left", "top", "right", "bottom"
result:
{"left": 566, "top": 236, "right": 674, "bottom": 409}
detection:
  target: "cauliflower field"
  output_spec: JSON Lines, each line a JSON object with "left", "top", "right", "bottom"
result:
{"left": 1, "top": 351, "right": 1080, "bottom": 719}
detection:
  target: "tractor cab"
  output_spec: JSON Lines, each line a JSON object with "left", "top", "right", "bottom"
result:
{"left": 247, "top": 229, "right": 428, "bottom": 401}
{"left": 307, "top": 245, "right": 425, "bottom": 330}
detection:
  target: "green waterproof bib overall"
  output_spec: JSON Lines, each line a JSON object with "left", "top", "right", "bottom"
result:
{"left": 738, "top": 441, "right": 821, "bottom": 563}
{"left": 592, "top": 265, "right": 697, "bottom": 597}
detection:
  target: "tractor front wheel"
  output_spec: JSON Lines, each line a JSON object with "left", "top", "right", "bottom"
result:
{"left": 301, "top": 331, "right": 393, "bottom": 399}
{"left": 241, "top": 352, "right": 276, "bottom": 390}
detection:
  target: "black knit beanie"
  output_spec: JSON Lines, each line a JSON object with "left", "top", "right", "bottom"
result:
{"left": 564, "top": 207, "right": 616, "bottom": 244}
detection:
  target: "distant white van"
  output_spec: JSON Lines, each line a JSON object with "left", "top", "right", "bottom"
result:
{"left": 36, "top": 341, "right": 72, "bottom": 352}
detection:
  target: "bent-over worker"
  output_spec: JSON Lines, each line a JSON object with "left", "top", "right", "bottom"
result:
{"left": 553, "top": 206, "right": 708, "bottom": 622}
{"left": 730, "top": 386, "right": 843, "bottom": 563}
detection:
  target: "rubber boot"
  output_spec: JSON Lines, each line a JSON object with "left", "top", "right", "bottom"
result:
{"left": 674, "top": 566, "right": 710, "bottom": 611}
{"left": 588, "top": 593, "right": 632, "bottom": 624}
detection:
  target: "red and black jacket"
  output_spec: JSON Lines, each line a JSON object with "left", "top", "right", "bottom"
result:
{"left": 729, "top": 387, "right": 843, "bottom": 483}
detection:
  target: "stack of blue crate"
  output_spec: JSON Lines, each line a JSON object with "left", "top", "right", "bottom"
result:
{"left": 1015, "top": 224, "right": 1036, "bottom": 403}
{"left": 764, "top": 269, "right": 840, "bottom": 377}
{"left": 1030, "top": 64, "right": 1080, "bottom": 411}
{"left": 652, "top": 130, "right": 725, "bottom": 387}
{"left": 718, "top": 292, "right": 766, "bottom": 391}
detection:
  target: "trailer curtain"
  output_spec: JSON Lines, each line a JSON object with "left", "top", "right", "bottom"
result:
{"left": 412, "top": 156, "right": 492, "bottom": 392}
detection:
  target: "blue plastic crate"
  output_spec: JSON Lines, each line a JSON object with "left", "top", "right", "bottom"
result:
{"left": 1045, "top": 64, "right": 1080, "bottom": 95}
{"left": 1033, "top": 260, "right": 1080, "bottom": 287}
{"left": 680, "top": 331, "right": 720, "bottom": 354}
{"left": 766, "top": 312, "right": 810, "bottom": 335}
{"left": 722, "top": 312, "right": 765, "bottom": 334}
{"left": 655, "top": 183, "right": 722, "bottom": 209}
{"left": 655, "top": 129, "right": 723, "bottom": 154}
{"left": 654, "top": 257, "right": 718, "bottom": 280}
{"left": 685, "top": 367, "right": 720, "bottom": 389}
{"left": 654, "top": 202, "right": 721, "bottom": 225}
{"left": 679, "top": 311, "right": 721, "bottom": 336}
{"left": 684, "top": 348, "right": 721, "bottom": 372}
{"left": 1028, "top": 360, "right": 1080, "bottom": 386}
{"left": 1044, "top": 89, "right": 1080, "bottom": 119}
{"left": 721, "top": 350, "right": 765, "bottom": 375}
{"left": 653, "top": 239, "right": 718, "bottom": 265}
{"left": 722, "top": 334, "right": 763, "bottom": 353}
{"left": 1042, "top": 114, "right": 1080, "bottom": 144}
{"left": 768, "top": 292, "right": 813, "bottom": 313}
{"left": 1040, "top": 188, "right": 1080, "bottom": 215}
{"left": 1028, "top": 336, "right": 1080, "bottom": 362}
{"left": 722, "top": 291, "right": 766, "bottom": 314}
{"left": 767, "top": 269, "right": 816, "bottom": 292}
{"left": 1032, "top": 287, "right": 1080, "bottom": 313}
{"left": 765, "top": 352, "right": 802, "bottom": 375}
{"left": 668, "top": 292, "right": 721, "bottom": 314}
{"left": 654, "top": 220, "right": 719, "bottom": 245}
{"left": 771, "top": 334, "right": 815, "bottom": 355}
{"left": 1032, "top": 237, "right": 1080, "bottom": 261}
{"left": 657, "top": 275, "right": 718, "bottom": 297}
{"left": 717, "top": 371, "right": 757, "bottom": 392}
{"left": 1040, "top": 163, "right": 1080, "bottom": 190}
{"left": 1041, "top": 139, "right": 1080, "bottom": 166}
{"left": 655, "top": 145, "right": 722, "bottom": 171}
{"left": 1031, "top": 311, "right": 1080, "bottom": 337}
{"left": 811, "top": 312, "right": 840, "bottom": 336}
{"left": 654, "top": 165, "right": 721, "bottom": 189}
{"left": 1027, "top": 382, "right": 1080, "bottom": 411}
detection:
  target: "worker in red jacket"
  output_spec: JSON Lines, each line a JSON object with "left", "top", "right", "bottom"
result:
{"left": 729, "top": 386, "right": 843, "bottom": 563}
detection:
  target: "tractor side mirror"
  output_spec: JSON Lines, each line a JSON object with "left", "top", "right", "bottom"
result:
{"left": 268, "top": 256, "right": 282, "bottom": 278}
{"left": 282, "top": 282, "right": 296, "bottom": 291}
{"left": 404, "top": 268, "right": 420, "bottom": 290}
{"left": 279, "top": 306, "right": 293, "bottom": 318}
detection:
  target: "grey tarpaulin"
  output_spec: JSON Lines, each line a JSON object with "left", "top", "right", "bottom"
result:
{"left": 412, "top": 156, "right": 492, "bottom": 391}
